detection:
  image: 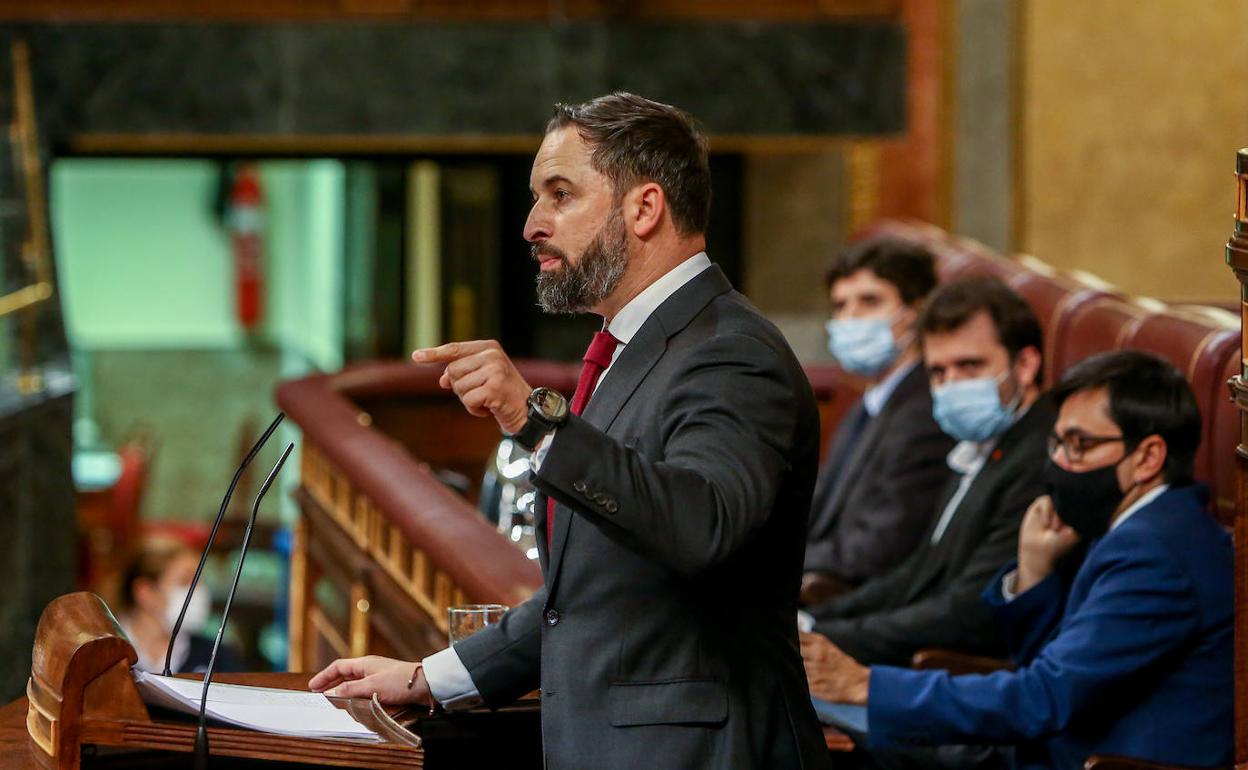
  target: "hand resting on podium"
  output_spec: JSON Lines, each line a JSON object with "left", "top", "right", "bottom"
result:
{"left": 309, "top": 655, "right": 434, "bottom": 707}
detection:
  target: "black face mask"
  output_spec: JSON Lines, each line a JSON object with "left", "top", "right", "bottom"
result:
{"left": 1041, "top": 457, "right": 1128, "bottom": 541}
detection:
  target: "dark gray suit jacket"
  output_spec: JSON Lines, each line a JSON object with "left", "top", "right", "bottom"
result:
{"left": 810, "top": 399, "right": 1055, "bottom": 667}
{"left": 804, "top": 365, "right": 956, "bottom": 584}
{"left": 454, "top": 265, "right": 832, "bottom": 770}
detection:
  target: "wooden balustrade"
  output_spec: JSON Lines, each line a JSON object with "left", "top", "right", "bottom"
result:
{"left": 277, "top": 358, "right": 849, "bottom": 672}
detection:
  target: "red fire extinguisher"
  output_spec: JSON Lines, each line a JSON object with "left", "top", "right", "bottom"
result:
{"left": 228, "top": 163, "right": 264, "bottom": 331}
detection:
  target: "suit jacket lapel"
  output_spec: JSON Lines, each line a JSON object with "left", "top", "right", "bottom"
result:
{"left": 581, "top": 265, "right": 733, "bottom": 434}
{"left": 535, "top": 491, "right": 551, "bottom": 573}
{"left": 546, "top": 265, "right": 734, "bottom": 590}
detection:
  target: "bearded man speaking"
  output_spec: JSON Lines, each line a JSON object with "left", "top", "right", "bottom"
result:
{"left": 309, "top": 93, "right": 831, "bottom": 770}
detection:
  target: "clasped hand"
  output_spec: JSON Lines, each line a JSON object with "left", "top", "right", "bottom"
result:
{"left": 412, "top": 340, "right": 532, "bottom": 434}
{"left": 1015, "top": 495, "right": 1080, "bottom": 594}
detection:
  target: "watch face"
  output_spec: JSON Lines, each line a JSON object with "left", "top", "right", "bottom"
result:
{"left": 532, "top": 387, "right": 568, "bottom": 420}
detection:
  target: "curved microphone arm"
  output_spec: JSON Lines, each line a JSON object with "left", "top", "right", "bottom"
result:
{"left": 163, "top": 411, "right": 285, "bottom": 677}
{"left": 193, "top": 441, "right": 295, "bottom": 770}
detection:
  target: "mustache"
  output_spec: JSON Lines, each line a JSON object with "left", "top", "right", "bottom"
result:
{"left": 531, "top": 242, "right": 568, "bottom": 264}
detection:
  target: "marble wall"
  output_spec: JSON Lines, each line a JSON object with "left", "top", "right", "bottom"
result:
{"left": 3, "top": 21, "right": 905, "bottom": 139}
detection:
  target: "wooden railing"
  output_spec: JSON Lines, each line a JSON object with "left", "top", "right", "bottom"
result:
{"left": 276, "top": 358, "right": 850, "bottom": 672}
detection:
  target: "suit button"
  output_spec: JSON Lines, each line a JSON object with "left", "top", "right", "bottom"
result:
{"left": 573, "top": 481, "right": 587, "bottom": 493}
{"left": 545, "top": 609, "right": 560, "bottom": 626}
{"left": 593, "top": 492, "right": 609, "bottom": 505}
{"left": 605, "top": 500, "right": 618, "bottom": 514}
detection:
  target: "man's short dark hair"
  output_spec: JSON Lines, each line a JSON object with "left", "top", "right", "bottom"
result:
{"left": 1051, "top": 350, "right": 1201, "bottom": 485}
{"left": 824, "top": 236, "right": 938, "bottom": 305}
{"left": 918, "top": 275, "right": 1045, "bottom": 383}
{"left": 547, "top": 92, "right": 711, "bottom": 236}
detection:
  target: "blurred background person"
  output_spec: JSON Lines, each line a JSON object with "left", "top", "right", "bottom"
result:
{"left": 116, "top": 535, "right": 241, "bottom": 675}
{"left": 804, "top": 236, "right": 955, "bottom": 604}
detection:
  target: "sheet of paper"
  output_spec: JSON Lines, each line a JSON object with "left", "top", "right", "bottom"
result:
{"left": 133, "top": 670, "right": 381, "bottom": 741}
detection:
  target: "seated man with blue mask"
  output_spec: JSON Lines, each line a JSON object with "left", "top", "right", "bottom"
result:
{"left": 803, "top": 237, "right": 957, "bottom": 605}
{"left": 802, "top": 276, "right": 1053, "bottom": 667}
{"left": 803, "top": 350, "right": 1232, "bottom": 769}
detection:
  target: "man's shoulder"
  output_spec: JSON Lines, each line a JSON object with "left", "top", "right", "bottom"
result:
{"left": 1106, "top": 488, "right": 1232, "bottom": 575}
{"left": 1073, "top": 487, "right": 1232, "bottom": 625}
{"left": 680, "top": 288, "right": 801, "bottom": 364}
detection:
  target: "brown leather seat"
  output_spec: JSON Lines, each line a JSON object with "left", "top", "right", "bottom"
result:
{"left": 1050, "top": 296, "right": 1157, "bottom": 382}
{"left": 1209, "top": 352, "right": 1239, "bottom": 527}
{"left": 1005, "top": 260, "right": 1115, "bottom": 385}
{"left": 852, "top": 220, "right": 1237, "bottom": 524}
{"left": 1121, "top": 306, "right": 1239, "bottom": 526}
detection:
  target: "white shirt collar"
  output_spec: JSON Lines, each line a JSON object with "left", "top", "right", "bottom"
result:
{"left": 946, "top": 438, "right": 993, "bottom": 476}
{"left": 863, "top": 360, "right": 918, "bottom": 418}
{"left": 1110, "top": 483, "right": 1169, "bottom": 531}
{"left": 605, "top": 252, "right": 712, "bottom": 345}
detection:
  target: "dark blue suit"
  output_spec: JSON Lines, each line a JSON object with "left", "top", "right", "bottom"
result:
{"left": 865, "top": 484, "right": 1232, "bottom": 769}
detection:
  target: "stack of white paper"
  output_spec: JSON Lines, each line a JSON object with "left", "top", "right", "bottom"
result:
{"left": 133, "top": 670, "right": 381, "bottom": 742}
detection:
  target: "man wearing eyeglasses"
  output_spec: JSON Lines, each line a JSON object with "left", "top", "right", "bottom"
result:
{"left": 802, "top": 349, "right": 1232, "bottom": 769}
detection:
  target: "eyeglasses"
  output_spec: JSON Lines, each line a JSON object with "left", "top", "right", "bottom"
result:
{"left": 1046, "top": 431, "right": 1125, "bottom": 462}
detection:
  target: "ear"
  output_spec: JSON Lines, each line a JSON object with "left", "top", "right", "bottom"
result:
{"left": 1013, "top": 345, "right": 1043, "bottom": 390}
{"left": 629, "top": 182, "right": 665, "bottom": 239}
{"left": 1127, "top": 434, "right": 1168, "bottom": 486}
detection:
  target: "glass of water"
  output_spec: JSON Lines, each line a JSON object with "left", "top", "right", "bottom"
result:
{"left": 447, "top": 604, "right": 508, "bottom": 645}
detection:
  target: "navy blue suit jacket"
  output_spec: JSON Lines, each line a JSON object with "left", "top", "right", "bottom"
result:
{"left": 865, "top": 484, "right": 1232, "bottom": 769}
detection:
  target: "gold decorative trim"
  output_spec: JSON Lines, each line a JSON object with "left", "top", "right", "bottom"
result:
{"left": 845, "top": 141, "right": 881, "bottom": 234}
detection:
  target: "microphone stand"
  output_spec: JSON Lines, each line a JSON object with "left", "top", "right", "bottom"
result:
{"left": 163, "top": 412, "right": 284, "bottom": 677}
{"left": 193, "top": 442, "right": 294, "bottom": 770}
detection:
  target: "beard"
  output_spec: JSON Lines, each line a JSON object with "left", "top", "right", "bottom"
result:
{"left": 533, "top": 208, "right": 629, "bottom": 315}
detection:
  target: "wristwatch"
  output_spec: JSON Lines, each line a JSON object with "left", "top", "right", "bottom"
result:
{"left": 509, "top": 387, "right": 569, "bottom": 451}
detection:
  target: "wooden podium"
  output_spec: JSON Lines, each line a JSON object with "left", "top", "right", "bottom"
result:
{"left": 22, "top": 592, "right": 541, "bottom": 770}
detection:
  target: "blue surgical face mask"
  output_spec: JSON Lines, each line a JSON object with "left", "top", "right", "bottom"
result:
{"left": 825, "top": 313, "right": 906, "bottom": 377}
{"left": 931, "top": 370, "right": 1021, "bottom": 443}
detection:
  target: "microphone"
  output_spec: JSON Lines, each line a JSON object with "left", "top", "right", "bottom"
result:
{"left": 194, "top": 441, "right": 295, "bottom": 770}
{"left": 163, "top": 412, "right": 285, "bottom": 677}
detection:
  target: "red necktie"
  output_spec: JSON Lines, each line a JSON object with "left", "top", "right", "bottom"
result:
{"left": 547, "top": 331, "right": 620, "bottom": 544}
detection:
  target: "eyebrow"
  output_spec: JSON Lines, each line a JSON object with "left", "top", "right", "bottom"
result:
{"left": 531, "top": 174, "right": 575, "bottom": 197}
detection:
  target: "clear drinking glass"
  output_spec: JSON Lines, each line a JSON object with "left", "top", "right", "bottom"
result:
{"left": 447, "top": 604, "right": 508, "bottom": 645}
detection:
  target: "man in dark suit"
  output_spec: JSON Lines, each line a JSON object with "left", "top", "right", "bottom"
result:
{"left": 803, "top": 237, "right": 956, "bottom": 605}
{"left": 802, "top": 276, "right": 1053, "bottom": 667}
{"left": 803, "top": 351, "right": 1232, "bottom": 769}
{"left": 309, "top": 93, "right": 831, "bottom": 769}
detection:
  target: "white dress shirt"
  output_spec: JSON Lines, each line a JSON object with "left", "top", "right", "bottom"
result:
{"left": 423, "top": 251, "right": 713, "bottom": 710}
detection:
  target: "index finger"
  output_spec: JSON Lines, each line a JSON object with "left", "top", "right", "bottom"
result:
{"left": 411, "top": 340, "right": 492, "bottom": 364}
{"left": 308, "top": 658, "right": 365, "bottom": 692}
